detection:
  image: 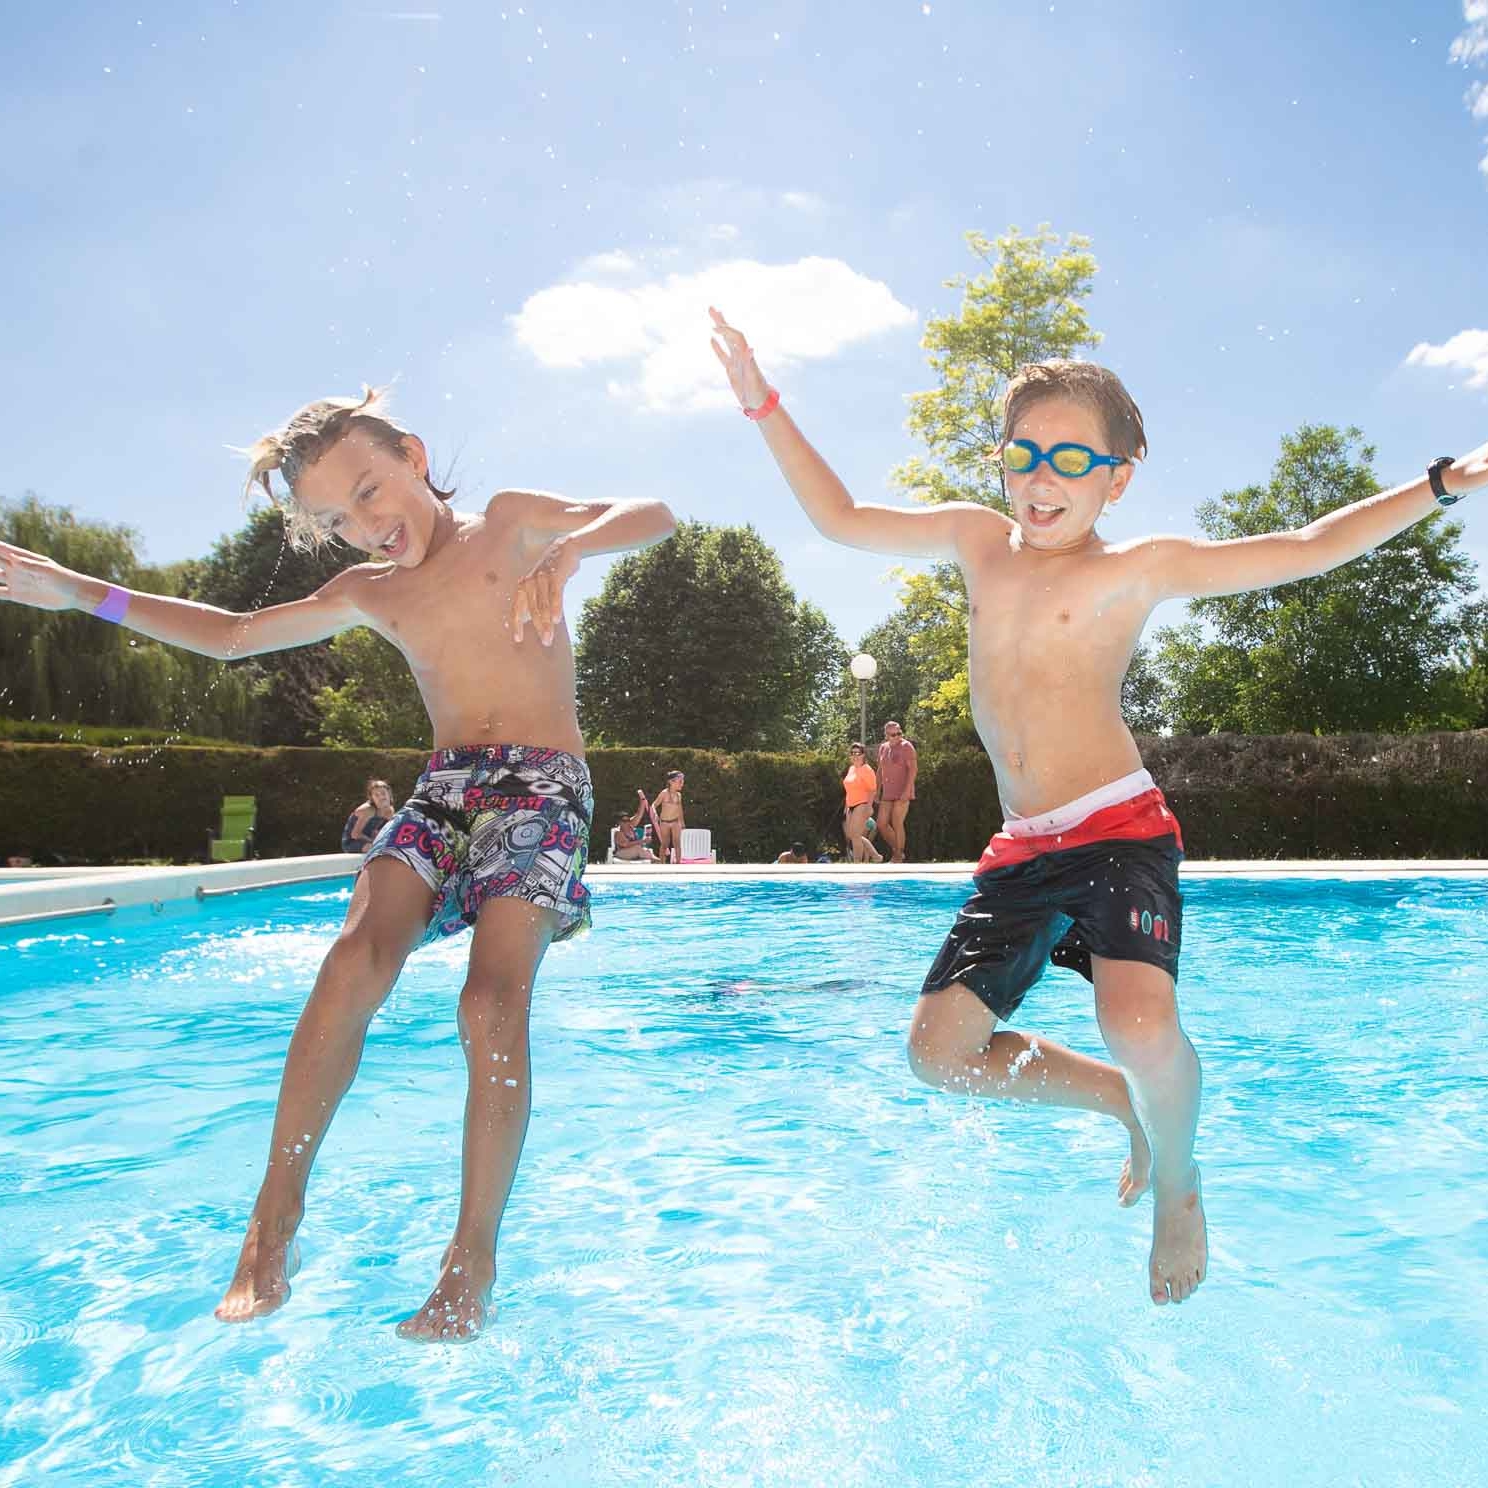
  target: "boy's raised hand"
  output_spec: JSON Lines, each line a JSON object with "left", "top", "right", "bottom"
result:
{"left": 709, "top": 307, "right": 773, "bottom": 411}
{"left": 512, "top": 536, "right": 580, "bottom": 646}
{"left": 0, "top": 541, "right": 86, "bottom": 612}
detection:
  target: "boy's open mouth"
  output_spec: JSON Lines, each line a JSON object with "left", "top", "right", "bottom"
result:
{"left": 1026, "top": 501, "right": 1065, "bottom": 528}
{"left": 379, "top": 523, "right": 407, "bottom": 558}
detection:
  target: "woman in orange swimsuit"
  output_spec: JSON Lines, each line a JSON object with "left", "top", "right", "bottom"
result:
{"left": 842, "top": 743, "right": 882, "bottom": 862}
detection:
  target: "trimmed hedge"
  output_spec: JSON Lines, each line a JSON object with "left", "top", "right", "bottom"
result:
{"left": 1, "top": 733, "right": 1486, "bottom": 865}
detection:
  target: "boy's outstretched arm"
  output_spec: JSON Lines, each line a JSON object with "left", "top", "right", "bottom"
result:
{"left": 506, "top": 490, "right": 676, "bottom": 645}
{"left": 1144, "top": 441, "right": 1488, "bottom": 601}
{"left": 0, "top": 538, "right": 364, "bottom": 659}
{"left": 709, "top": 308, "right": 1004, "bottom": 559}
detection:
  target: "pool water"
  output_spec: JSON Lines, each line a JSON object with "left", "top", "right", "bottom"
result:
{"left": 1, "top": 874, "right": 1486, "bottom": 1486}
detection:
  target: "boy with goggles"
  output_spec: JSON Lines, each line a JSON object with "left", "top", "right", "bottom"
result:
{"left": 710, "top": 305, "right": 1487, "bottom": 1308}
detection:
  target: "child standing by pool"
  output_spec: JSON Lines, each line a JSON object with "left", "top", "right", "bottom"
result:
{"left": 710, "top": 306, "right": 1486, "bottom": 1306}
{"left": 653, "top": 769, "right": 686, "bottom": 864}
{"left": 0, "top": 388, "right": 675, "bottom": 1340}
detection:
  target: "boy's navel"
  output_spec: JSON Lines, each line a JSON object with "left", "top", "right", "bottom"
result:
{"left": 484, "top": 570, "right": 499, "bottom": 585}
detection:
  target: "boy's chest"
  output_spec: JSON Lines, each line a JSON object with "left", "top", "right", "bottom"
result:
{"left": 965, "top": 550, "right": 1142, "bottom": 657}
{"left": 362, "top": 524, "right": 536, "bottom": 657}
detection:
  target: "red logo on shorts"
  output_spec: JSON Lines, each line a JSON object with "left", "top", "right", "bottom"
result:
{"left": 1130, "top": 907, "right": 1171, "bottom": 943}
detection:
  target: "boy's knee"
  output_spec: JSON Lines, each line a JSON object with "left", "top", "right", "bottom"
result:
{"left": 906, "top": 1008, "right": 961, "bottom": 1087}
{"left": 457, "top": 974, "right": 531, "bottom": 1047}
{"left": 1101, "top": 1006, "right": 1182, "bottom": 1072}
{"left": 319, "top": 930, "right": 406, "bottom": 1013}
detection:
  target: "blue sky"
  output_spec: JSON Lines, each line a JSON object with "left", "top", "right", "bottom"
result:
{"left": 3, "top": 0, "right": 1486, "bottom": 655}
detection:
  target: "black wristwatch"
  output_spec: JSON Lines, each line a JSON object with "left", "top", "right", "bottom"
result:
{"left": 1427, "top": 455, "right": 1458, "bottom": 507}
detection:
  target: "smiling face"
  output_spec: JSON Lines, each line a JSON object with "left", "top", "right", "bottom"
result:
{"left": 293, "top": 425, "right": 445, "bottom": 566}
{"left": 1003, "top": 396, "right": 1135, "bottom": 553}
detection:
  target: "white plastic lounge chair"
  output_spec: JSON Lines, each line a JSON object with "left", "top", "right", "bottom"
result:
{"left": 678, "top": 828, "right": 717, "bottom": 864}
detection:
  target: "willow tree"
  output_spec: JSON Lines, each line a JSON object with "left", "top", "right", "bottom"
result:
{"left": 0, "top": 494, "right": 259, "bottom": 740}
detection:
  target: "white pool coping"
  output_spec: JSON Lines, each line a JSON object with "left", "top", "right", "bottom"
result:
{"left": 0, "top": 854, "right": 1484, "bottom": 930}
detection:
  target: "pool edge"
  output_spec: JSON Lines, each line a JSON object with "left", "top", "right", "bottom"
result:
{"left": 1, "top": 855, "right": 1485, "bottom": 929}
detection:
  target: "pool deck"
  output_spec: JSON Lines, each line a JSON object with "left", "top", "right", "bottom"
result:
{"left": 0, "top": 854, "right": 1484, "bottom": 930}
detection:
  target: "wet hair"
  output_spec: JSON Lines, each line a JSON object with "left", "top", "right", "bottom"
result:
{"left": 790, "top": 842, "right": 806, "bottom": 856}
{"left": 240, "top": 386, "right": 455, "bottom": 552}
{"left": 667, "top": 770, "right": 684, "bottom": 782}
{"left": 1003, "top": 360, "right": 1148, "bottom": 463}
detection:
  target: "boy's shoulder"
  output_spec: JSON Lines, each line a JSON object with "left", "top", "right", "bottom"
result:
{"left": 950, "top": 502, "right": 1017, "bottom": 557}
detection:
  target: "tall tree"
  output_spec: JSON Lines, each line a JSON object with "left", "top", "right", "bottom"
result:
{"left": 575, "top": 521, "right": 847, "bottom": 750}
{"left": 815, "top": 609, "right": 927, "bottom": 751}
{"left": 1152, "top": 425, "right": 1479, "bottom": 733}
{"left": 188, "top": 505, "right": 362, "bottom": 744}
{"left": 314, "top": 627, "right": 432, "bottom": 749}
{"left": 0, "top": 494, "right": 258, "bottom": 739}
{"left": 889, "top": 227, "right": 1103, "bottom": 740}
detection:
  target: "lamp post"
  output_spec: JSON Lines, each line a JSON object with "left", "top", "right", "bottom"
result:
{"left": 849, "top": 652, "right": 878, "bottom": 745}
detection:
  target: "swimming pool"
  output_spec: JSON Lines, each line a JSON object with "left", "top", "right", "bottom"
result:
{"left": 1, "top": 873, "right": 1485, "bottom": 1486}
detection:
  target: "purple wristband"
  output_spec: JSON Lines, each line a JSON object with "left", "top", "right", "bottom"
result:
{"left": 92, "top": 585, "right": 130, "bottom": 624}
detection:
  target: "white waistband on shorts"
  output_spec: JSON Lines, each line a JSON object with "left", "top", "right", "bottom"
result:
{"left": 1002, "top": 768, "right": 1155, "bottom": 838}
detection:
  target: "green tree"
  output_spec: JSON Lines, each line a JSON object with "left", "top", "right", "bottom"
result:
{"left": 1121, "top": 643, "right": 1170, "bottom": 735}
{"left": 0, "top": 494, "right": 258, "bottom": 740}
{"left": 575, "top": 521, "right": 847, "bottom": 750}
{"left": 313, "top": 627, "right": 431, "bottom": 749}
{"left": 188, "top": 505, "right": 362, "bottom": 745}
{"left": 814, "top": 609, "right": 927, "bottom": 751}
{"left": 889, "top": 226, "right": 1103, "bottom": 739}
{"left": 1443, "top": 599, "right": 1488, "bottom": 727}
{"left": 1152, "top": 425, "right": 1479, "bottom": 733}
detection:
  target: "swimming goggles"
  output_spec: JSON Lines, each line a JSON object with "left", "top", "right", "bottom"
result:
{"left": 1002, "top": 439, "right": 1127, "bottom": 478}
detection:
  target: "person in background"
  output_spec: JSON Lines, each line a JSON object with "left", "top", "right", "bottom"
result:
{"left": 613, "top": 791, "right": 661, "bottom": 862}
{"left": 776, "top": 842, "right": 810, "bottom": 864}
{"left": 842, "top": 741, "right": 883, "bottom": 863}
{"left": 653, "top": 770, "right": 686, "bottom": 864}
{"left": 341, "top": 778, "right": 395, "bottom": 855}
{"left": 875, "top": 721, "right": 918, "bottom": 864}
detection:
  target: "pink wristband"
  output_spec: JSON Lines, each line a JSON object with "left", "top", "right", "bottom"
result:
{"left": 742, "top": 388, "right": 781, "bottom": 421}
{"left": 92, "top": 585, "right": 130, "bottom": 624}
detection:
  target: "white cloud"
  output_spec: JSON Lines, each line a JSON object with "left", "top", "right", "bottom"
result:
{"left": 1452, "top": 3, "right": 1488, "bottom": 178}
{"left": 781, "top": 190, "right": 826, "bottom": 213}
{"left": 1405, "top": 328, "right": 1488, "bottom": 389}
{"left": 1450, "top": 1, "right": 1488, "bottom": 64}
{"left": 707, "top": 223, "right": 740, "bottom": 242}
{"left": 575, "top": 249, "right": 639, "bottom": 276}
{"left": 510, "top": 257, "right": 916, "bottom": 412}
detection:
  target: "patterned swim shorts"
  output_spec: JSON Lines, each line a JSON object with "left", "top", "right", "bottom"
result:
{"left": 364, "top": 744, "right": 593, "bottom": 945}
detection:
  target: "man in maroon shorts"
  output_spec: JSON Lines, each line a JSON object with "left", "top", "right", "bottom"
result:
{"left": 875, "top": 720, "right": 917, "bottom": 863}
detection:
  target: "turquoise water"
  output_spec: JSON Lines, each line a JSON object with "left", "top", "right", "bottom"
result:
{"left": 1, "top": 874, "right": 1486, "bottom": 1486}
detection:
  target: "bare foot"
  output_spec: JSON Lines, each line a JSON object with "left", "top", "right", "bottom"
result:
{"left": 1117, "top": 1121, "right": 1152, "bottom": 1208}
{"left": 395, "top": 1248, "right": 494, "bottom": 1343}
{"left": 1149, "top": 1166, "right": 1207, "bottom": 1305}
{"left": 215, "top": 1211, "right": 303, "bottom": 1323}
